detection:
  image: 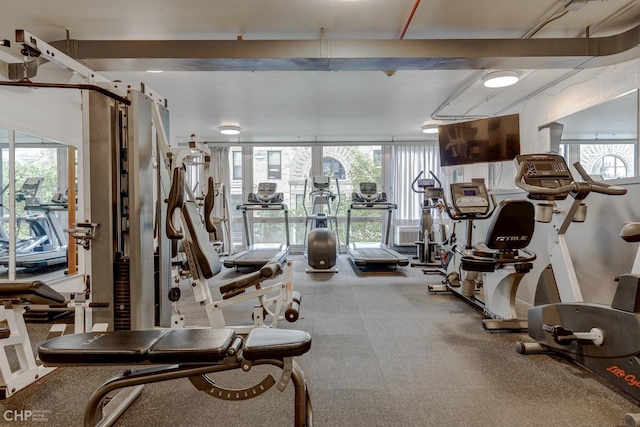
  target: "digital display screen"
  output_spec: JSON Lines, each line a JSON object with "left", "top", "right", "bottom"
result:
{"left": 438, "top": 113, "right": 520, "bottom": 167}
{"left": 463, "top": 189, "right": 476, "bottom": 196}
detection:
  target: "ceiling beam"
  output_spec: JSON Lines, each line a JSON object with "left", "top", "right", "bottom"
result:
{"left": 47, "top": 24, "right": 640, "bottom": 72}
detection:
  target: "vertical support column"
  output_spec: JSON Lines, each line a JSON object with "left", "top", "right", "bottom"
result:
{"left": 86, "top": 91, "right": 118, "bottom": 328}
{"left": 127, "top": 92, "right": 156, "bottom": 330}
{"left": 67, "top": 146, "right": 77, "bottom": 275}
{"left": 152, "top": 103, "right": 172, "bottom": 328}
{"left": 8, "top": 130, "right": 15, "bottom": 281}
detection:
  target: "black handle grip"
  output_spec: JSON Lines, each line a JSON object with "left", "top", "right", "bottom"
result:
{"left": 204, "top": 177, "right": 216, "bottom": 233}
{"left": 166, "top": 167, "right": 185, "bottom": 240}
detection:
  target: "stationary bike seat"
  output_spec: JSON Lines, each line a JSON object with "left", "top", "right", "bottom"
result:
{"left": 621, "top": 222, "right": 640, "bottom": 243}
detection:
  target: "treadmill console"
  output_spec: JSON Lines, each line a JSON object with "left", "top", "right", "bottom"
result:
{"left": 515, "top": 154, "right": 573, "bottom": 200}
{"left": 247, "top": 182, "right": 283, "bottom": 204}
{"left": 313, "top": 176, "right": 330, "bottom": 190}
{"left": 353, "top": 182, "right": 386, "bottom": 203}
{"left": 450, "top": 182, "right": 490, "bottom": 215}
{"left": 359, "top": 182, "right": 377, "bottom": 195}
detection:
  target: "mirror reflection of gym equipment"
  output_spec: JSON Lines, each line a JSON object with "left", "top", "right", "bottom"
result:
{"left": 0, "top": 177, "right": 68, "bottom": 270}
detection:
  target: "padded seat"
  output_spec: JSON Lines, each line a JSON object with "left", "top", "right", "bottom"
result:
{"left": 0, "top": 281, "right": 65, "bottom": 305}
{"left": 243, "top": 328, "right": 311, "bottom": 360}
{"left": 148, "top": 329, "right": 235, "bottom": 363}
{"left": 39, "top": 328, "right": 311, "bottom": 366}
{"left": 39, "top": 330, "right": 168, "bottom": 365}
{"left": 461, "top": 256, "right": 496, "bottom": 272}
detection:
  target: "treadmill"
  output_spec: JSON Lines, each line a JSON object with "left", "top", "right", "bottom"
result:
{"left": 345, "top": 182, "right": 409, "bottom": 268}
{"left": 0, "top": 178, "right": 68, "bottom": 269}
{"left": 223, "top": 183, "right": 290, "bottom": 269}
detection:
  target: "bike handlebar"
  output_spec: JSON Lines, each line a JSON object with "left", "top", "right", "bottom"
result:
{"left": 515, "top": 160, "right": 627, "bottom": 197}
{"left": 572, "top": 162, "right": 627, "bottom": 196}
{"left": 411, "top": 171, "right": 424, "bottom": 194}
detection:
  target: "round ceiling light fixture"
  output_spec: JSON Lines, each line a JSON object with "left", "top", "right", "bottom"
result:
{"left": 421, "top": 125, "right": 439, "bottom": 134}
{"left": 483, "top": 70, "right": 520, "bottom": 88}
{"left": 219, "top": 125, "right": 242, "bottom": 135}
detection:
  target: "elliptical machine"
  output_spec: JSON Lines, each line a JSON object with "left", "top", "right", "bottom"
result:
{"left": 410, "top": 171, "right": 450, "bottom": 275}
{"left": 512, "top": 153, "right": 640, "bottom": 426}
{"left": 303, "top": 176, "right": 340, "bottom": 273}
{"left": 430, "top": 180, "right": 537, "bottom": 331}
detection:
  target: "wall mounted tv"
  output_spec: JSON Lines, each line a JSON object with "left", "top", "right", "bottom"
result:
{"left": 438, "top": 113, "right": 521, "bottom": 167}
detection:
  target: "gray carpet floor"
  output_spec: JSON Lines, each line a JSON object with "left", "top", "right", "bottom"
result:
{"left": 1, "top": 254, "right": 639, "bottom": 426}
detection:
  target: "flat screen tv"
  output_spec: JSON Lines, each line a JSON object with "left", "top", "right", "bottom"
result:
{"left": 438, "top": 113, "right": 521, "bottom": 167}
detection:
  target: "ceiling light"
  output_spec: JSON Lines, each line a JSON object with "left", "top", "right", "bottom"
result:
{"left": 483, "top": 71, "right": 520, "bottom": 88}
{"left": 146, "top": 70, "right": 164, "bottom": 73}
{"left": 421, "top": 125, "right": 439, "bottom": 134}
{"left": 219, "top": 125, "right": 241, "bottom": 135}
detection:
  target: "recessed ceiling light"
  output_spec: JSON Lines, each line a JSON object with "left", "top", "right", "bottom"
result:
{"left": 146, "top": 70, "right": 164, "bottom": 73}
{"left": 483, "top": 70, "right": 520, "bottom": 88}
{"left": 219, "top": 125, "right": 242, "bottom": 135}
{"left": 421, "top": 125, "right": 439, "bottom": 134}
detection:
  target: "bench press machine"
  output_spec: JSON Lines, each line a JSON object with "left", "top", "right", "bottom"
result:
{"left": 34, "top": 165, "right": 313, "bottom": 426}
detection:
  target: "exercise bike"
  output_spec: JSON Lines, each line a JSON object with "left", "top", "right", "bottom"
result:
{"left": 303, "top": 176, "right": 340, "bottom": 273}
{"left": 512, "top": 153, "right": 640, "bottom": 426}
{"left": 410, "top": 171, "right": 451, "bottom": 275}
{"left": 429, "top": 180, "right": 537, "bottom": 331}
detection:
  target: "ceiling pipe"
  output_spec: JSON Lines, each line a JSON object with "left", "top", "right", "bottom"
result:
{"left": 385, "top": 0, "right": 421, "bottom": 77}
{"left": 399, "top": 0, "right": 421, "bottom": 40}
{"left": 430, "top": 0, "right": 601, "bottom": 121}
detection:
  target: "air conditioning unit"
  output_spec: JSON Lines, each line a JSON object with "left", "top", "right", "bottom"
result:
{"left": 394, "top": 226, "right": 421, "bottom": 247}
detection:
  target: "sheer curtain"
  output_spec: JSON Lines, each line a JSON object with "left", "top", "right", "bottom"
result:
{"left": 389, "top": 144, "right": 441, "bottom": 223}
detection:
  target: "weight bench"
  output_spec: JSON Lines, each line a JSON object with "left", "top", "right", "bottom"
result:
{"left": 0, "top": 281, "right": 66, "bottom": 398}
{"left": 39, "top": 327, "right": 313, "bottom": 426}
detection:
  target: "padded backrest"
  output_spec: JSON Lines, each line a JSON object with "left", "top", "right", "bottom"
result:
{"left": 182, "top": 201, "right": 222, "bottom": 279}
{"left": 0, "top": 280, "right": 65, "bottom": 304}
{"left": 484, "top": 199, "right": 535, "bottom": 250}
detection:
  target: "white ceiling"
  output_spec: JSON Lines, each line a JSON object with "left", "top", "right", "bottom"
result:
{"left": 1, "top": 0, "right": 640, "bottom": 144}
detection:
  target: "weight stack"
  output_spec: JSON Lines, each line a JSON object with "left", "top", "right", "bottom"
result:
{"left": 113, "top": 256, "right": 131, "bottom": 330}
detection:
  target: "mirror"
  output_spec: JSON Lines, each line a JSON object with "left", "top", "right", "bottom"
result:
{"left": 554, "top": 90, "right": 638, "bottom": 179}
{"left": 0, "top": 128, "right": 73, "bottom": 281}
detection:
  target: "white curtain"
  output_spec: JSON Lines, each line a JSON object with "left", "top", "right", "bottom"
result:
{"left": 389, "top": 144, "right": 441, "bottom": 222}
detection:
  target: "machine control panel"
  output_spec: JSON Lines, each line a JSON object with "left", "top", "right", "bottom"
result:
{"left": 515, "top": 154, "right": 573, "bottom": 200}
{"left": 246, "top": 182, "right": 284, "bottom": 205}
{"left": 450, "top": 182, "right": 490, "bottom": 215}
{"left": 417, "top": 178, "right": 435, "bottom": 188}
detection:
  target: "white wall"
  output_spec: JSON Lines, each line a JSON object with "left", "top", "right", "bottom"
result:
{"left": 0, "top": 85, "right": 82, "bottom": 147}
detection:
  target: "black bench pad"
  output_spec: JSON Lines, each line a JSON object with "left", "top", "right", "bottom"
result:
{"left": 39, "top": 328, "right": 311, "bottom": 366}
{"left": 39, "top": 329, "right": 235, "bottom": 366}
{"left": 0, "top": 281, "right": 65, "bottom": 304}
{"left": 148, "top": 328, "right": 234, "bottom": 363}
{"left": 244, "top": 328, "right": 311, "bottom": 361}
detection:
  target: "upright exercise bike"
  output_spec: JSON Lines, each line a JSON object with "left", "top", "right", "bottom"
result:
{"left": 303, "top": 176, "right": 340, "bottom": 273}
{"left": 513, "top": 153, "right": 640, "bottom": 426}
